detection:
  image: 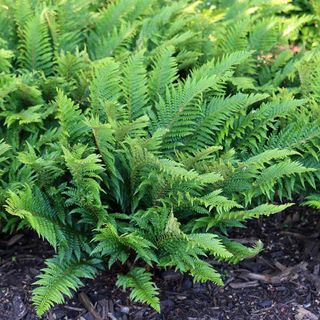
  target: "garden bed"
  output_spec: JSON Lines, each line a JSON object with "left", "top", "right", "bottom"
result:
{"left": 1, "top": 207, "right": 319, "bottom": 320}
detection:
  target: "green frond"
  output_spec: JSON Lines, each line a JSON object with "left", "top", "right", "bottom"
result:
{"left": 122, "top": 51, "right": 149, "bottom": 121}
{"left": 194, "top": 203, "right": 292, "bottom": 231}
{"left": 53, "top": 0, "right": 91, "bottom": 53}
{"left": 89, "top": 21, "right": 137, "bottom": 60}
{"left": 92, "top": 223, "right": 157, "bottom": 267}
{"left": 5, "top": 185, "right": 88, "bottom": 259}
{"left": 33, "top": 256, "right": 98, "bottom": 316}
{"left": 148, "top": 46, "right": 178, "bottom": 101}
{"left": 192, "top": 50, "right": 253, "bottom": 80}
{"left": 62, "top": 145, "right": 105, "bottom": 222}
{"left": 117, "top": 267, "right": 160, "bottom": 312}
{"left": 0, "top": 49, "right": 13, "bottom": 72}
{"left": 91, "top": 123, "right": 121, "bottom": 201}
{"left": 244, "top": 149, "right": 299, "bottom": 167}
{"left": 0, "top": 139, "right": 11, "bottom": 163}
{"left": 56, "top": 50, "right": 90, "bottom": 80}
{"left": 90, "top": 58, "right": 121, "bottom": 119}
{"left": 17, "top": 143, "right": 64, "bottom": 185}
{"left": 5, "top": 186, "right": 64, "bottom": 250}
{"left": 303, "top": 194, "right": 320, "bottom": 209}
{"left": 188, "top": 233, "right": 233, "bottom": 259}
{"left": 152, "top": 74, "right": 222, "bottom": 150}
{"left": 221, "top": 239, "right": 264, "bottom": 264}
{"left": 254, "top": 160, "right": 315, "bottom": 198}
{"left": 187, "top": 93, "right": 268, "bottom": 150}
{"left": 93, "top": 0, "right": 137, "bottom": 35}
{"left": 55, "top": 90, "right": 89, "bottom": 145}
{"left": 190, "top": 259, "right": 223, "bottom": 285}
{"left": 2, "top": 104, "right": 44, "bottom": 127}
{"left": 198, "top": 190, "right": 242, "bottom": 214}
{"left": 281, "top": 15, "right": 312, "bottom": 39}
{"left": 249, "top": 18, "right": 280, "bottom": 52}
{"left": 14, "top": 0, "right": 33, "bottom": 32}
{"left": 18, "top": 14, "right": 53, "bottom": 75}
{"left": 178, "top": 146, "right": 222, "bottom": 169}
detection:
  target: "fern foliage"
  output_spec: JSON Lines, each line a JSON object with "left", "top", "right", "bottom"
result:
{"left": 32, "top": 257, "right": 99, "bottom": 316}
{"left": 0, "top": 0, "right": 319, "bottom": 316}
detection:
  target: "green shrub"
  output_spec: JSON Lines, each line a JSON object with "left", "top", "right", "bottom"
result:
{"left": 0, "top": 0, "right": 319, "bottom": 316}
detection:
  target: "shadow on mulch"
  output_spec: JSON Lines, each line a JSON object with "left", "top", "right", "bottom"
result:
{"left": 1, "top": 207, "right": 320, "bottom": 320}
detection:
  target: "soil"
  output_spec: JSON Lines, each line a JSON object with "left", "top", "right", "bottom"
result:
{"left": 1, "top": 207, "right": 320, "bottom": 320}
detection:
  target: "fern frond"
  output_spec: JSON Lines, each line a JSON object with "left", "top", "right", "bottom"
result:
{"left": 33, "top": 256, "right": 98, "bottom": 316}
{"left": 0, "top": 139, "right": 11, "bottom": 163}
{"left": 187, "top": 93, "right": 268, "bottom": 150}
{"left": 90, "top": 58, "right": 122, "bottom": 119}
{"left": 92, "top": 223, "right": 157, "bottom": 267}
{"left": 117, "top": 267, "right": 160, "bottom": 312}
{"left": 55, "top": 90, "right": 89, "bottom": 145}
{"left": 63, "top": 145, "right": 104, "bottom": 219}
{"left": 5, "top": 185, "right": 88, "bottom": 259}
{"left": 188, "top": 233, "right": 233, "bottom": 259}
{"left": 0, "top": 49, "right": 13, "bottom": 72}
{"left": 194, "top": 203, "right": 292, "bottom": 231}
{"left": 91, "top": 123, "right": 121, "bottom": 201}
{"left": 303, "top": 194, "right": 320, "bottom": 208}
{"left": 89, "top": 21, "right": 137, "bottom": 60}
{"left": 221, "top": 238, "right": 264, "bottom": 264}
{"left": 122, "top": 51, "right": 149, "bottom": 121}
{"left": 148, "top": 46, "right": 178, "bottom": 101}
{"left": 18, "top": 14, "right": 53, "bottom": 74}
{"left": 244, "top": 149, "right": 299, "bottom": 167}
{"left": 254, "top": 160, "right": 315, "bottom": 198}
{"left": 5, "top": 186, "right": 65, "bottom": 250}
{"left": 202, "top": 50, "right": 253, "bottom": 77}
{"left": 190, "top": 259, "right": 223, "bottom": 285}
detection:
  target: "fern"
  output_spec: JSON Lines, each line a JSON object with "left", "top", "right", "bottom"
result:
{"left": 122, "top": 52, "right": 149, "bottom": 121}
{"left": 303, "top": 194, "right": 320, "bottom": 209}
{"left": 117, "top": 267, "right": 160, "bottom": 312}
{"left": 92, "top": 223, "right": 157, "bottom": 267}
{"left": 55, "top": 90, "right": 89, "bottom": 145}
{"left": 18, "top": 14, "right": 53, "bottom": 74}
{"left": 1, "top": 0, "right": 320, "bottom": 316}
{"left": 5, "top": 186, "right": 89, "bottom": 259}
{"left": 32, "top": 257, "right": 99, "bottom": 317}
{"left": 5, "top": 186, "right": 65, "bottom": 250}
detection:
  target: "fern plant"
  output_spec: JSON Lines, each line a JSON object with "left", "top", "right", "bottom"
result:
{"left": 1, "top": 0, "right": 320, "bottom": 316}
{"left": 0, "top": 0, "right": 214, "bottom": 232}
{"left": 5, "top": 49, "right": 313, "bottom": 314}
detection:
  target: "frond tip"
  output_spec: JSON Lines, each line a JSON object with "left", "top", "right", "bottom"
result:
{"left": 117, "top": 267, "right": 160, "bottom": 312}
{"left": 32, "top": 257, "right": 98, "bottom": 316}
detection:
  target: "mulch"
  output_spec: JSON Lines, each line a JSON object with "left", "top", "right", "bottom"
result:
{"left": 1, "top": 206, "right": 320, "bottom": 320}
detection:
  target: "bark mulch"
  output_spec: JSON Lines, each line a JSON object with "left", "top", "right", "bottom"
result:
{"left": 1, "top": 207, "right": 320, "bottom": 320}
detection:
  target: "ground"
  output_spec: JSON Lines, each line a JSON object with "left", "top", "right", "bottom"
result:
{"left": 1, "top": 207, "right": 320, "bottom": 320}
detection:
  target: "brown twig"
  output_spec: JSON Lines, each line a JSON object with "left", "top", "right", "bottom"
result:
{"left": 245, "top": 262, "right": 308, "bottom": 284}
{"left": 229, "top": 280, "right": 259, "bottom": 289}
{"left": 78, "top": 292, "right": 103, "bottom": 320}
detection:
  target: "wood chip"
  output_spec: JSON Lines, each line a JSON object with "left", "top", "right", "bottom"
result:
{"left": 6, "top": 234, "right": 24, "bottom": 247}
{"left": 295, "top": 305, "right": 318, "bottom": 320}
{"left": 229, "top": 281, "right": 259, "bottom": 289}
{"left": 98, "top": 299, "right": 116, "bottom": 319}
{"left": 64, "top": 305, "right": 85, "bottom": 312}
{"left": 79, "top": 292, "right": 103, "bottom": 320}
{"left": 245, "top": 262, "right": 308, "bottom": 284}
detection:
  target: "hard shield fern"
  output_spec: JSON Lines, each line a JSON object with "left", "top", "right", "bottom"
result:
{"left": 0, "top": 0, "right": 319, "bottom": 316}
{"left": 5, "top": 52, "right": 310, "bottom": 314}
